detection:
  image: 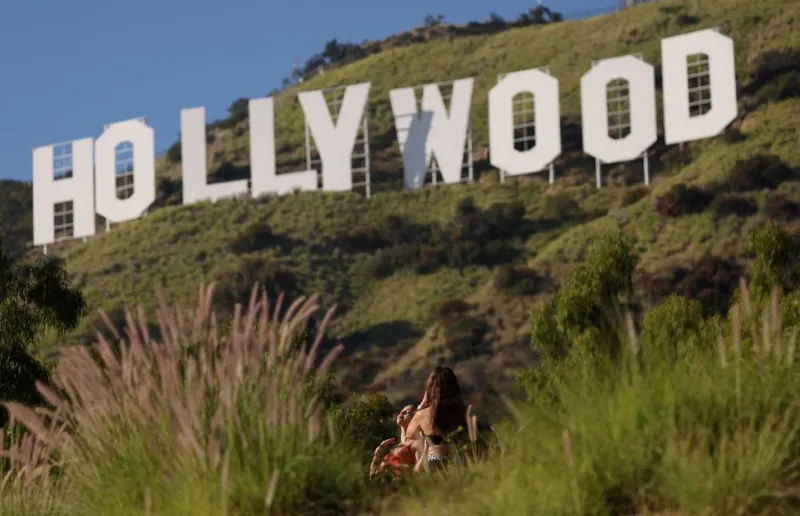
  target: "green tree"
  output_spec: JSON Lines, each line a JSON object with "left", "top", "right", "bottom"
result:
{"left": 640, "top": 295, "right": 705, "bottom": 362}
{"left": 0, "top": 246, "right": 86, "bottom": 422}
{"left": 530, "top": 231, "right": 639, "bottom": 359}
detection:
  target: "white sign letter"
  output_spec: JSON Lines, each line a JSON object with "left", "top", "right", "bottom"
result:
{"left": 662, "top": 29, "right": 737, "bottom": 145}
{"left": 181, "top": 107, "right": 248, "bottom": 204}
{"left": 581, "top": 55, "right": 657, "bottom": 164}
{"left": 389, "top": 78, "right": 473, "bottom": 189}
{"left": 33, "top": 138, "right": 95, "bottom": 246}
{"left": 298, "top": 83, "right": 370, "bottom": 192}
{"left": 249, "top": 97, "right": 317, "bottom": 196}
{"left": 94, "top": 119, "right": 155, "bottom": 223}
{"left": 489, "top": 69, "right": 561, "bottom": 175}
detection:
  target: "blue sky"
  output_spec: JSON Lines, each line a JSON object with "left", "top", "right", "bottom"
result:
{"left": 0, "top": 0, "right": 615, "bottom": 182}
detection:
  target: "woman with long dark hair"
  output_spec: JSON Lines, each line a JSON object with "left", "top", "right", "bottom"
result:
{"left": 403, "top": 366, "right": 469, "bottom": 471}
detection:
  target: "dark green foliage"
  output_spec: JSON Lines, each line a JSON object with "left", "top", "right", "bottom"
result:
{"left": 721, "top": 126, "right": 746, "bottom": 143}
{"left": 231, "top": 222, "right": 285, "bottom": 254}
{"left": 745, "top": 49, "right": 799, "bottom": 90}
{"left": 337, "top": 215, "right": 431, "bottom": 254}
{"left": 640, "top": 255, "right": 742, "bottom": 317}
{"left": 755, "top": 71, "right": 800, "bottom": 105}
{"left": 494, "top": 264, "right": 541, "bottom": 296}
{"left": 213, "top": 97, "right": 250, "bottom": 130}
{"left": 166, "top": 140, "right": 181, "bottom": 163}
{"left": 154, "top": 177, "right": 182, "bottom": 208}
{"left": 542, "top": 192, "right": 580, "bottom": 220}
{"left": 443, "top": 315, "right": 489, "bottom": 357}
{"left": 745, "top": 49, "right": 800, "bottom": 107}
{"left": 331, "top": 393, "right": 396, "bottom": 463}
{"left": 515, "top": 6, "right": 563, "bottom": 25}
{"left": 211, "top": 256, "right": 300, "bottom": 314}
{"left": 0, "top": 250, "right": 86, "bottom": 424}
{"left": 529, "top": 298, "right": 567, "bottom": 359}
{"left": 727, "top": 154, "right": 794, "bottom": 192}
{"left": 365, "top": 199, "right": 526, "bottom": 277}
{"left": 280, "top": 6, "right": 563, "bottom": 87}
{"left": 640, "top": 295, "right": 705, "bottom": 361}
{"left": 764, "top": 193, "right": 800, "bottom": 221}
{"left": 748, "top": 221, "right": 800, "bottom": 297}
{"left": 617, "top": 185, "right": 649, "bottom": 208}
{"left": 530, "top": 232, "right": 639, "bottom": 358}
{"left": 555, "top": 232, "right": 639, "bottom": 339}
{"left": 423, "top": 14, "right": 446, "bottom": 26}
{"left": 710, "top": 194, "right": 758, "bottom": 219}
{"left": 437, "top": 298, "right": 471, "bottom": 322}
{"left": 674, "top": 13, "right": 699, "bottom": 26}
{"left": 654, "top": 184, "right": 714, "bottom": 217}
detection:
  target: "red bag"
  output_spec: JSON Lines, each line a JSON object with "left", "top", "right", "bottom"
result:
{"left": 383, "top": 443, "right": 415, "bottom": 475}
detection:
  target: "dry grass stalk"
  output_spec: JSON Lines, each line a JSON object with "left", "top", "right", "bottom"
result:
{"left": 1, "top": 282, "right": 342, "bottom": 507}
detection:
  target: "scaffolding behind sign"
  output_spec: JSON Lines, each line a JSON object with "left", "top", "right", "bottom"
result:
{"left": 304, "top": 85, "right": 372, "bottom": 198}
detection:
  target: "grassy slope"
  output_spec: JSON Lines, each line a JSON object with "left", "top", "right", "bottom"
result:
{"left": 21, "top": 0, "right": 800, "bottom": 406}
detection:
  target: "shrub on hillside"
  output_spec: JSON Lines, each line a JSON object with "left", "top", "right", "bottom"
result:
{"left": 722, "top": 126, "right": 746, "bottom": 143}
{"left": 654, "top": 184, "right": 714, "bottom": 217}
{"left": 437, "top": 298, "right": 471, "bottom": 322}
{"left": 640, "top": 295, "right": 705, "bottom": 361}
{"left": 230, "top": 222, "right": 284, "bottom": 253}
{"left": 166, "top": 140, "right": 181, "bottom": 162}
{"left": 443, "top": 315, "right": 490, "bottom": 358}
{"left": 0, "top": 252, "right": 86, "bottom": 426}
{"left": 340, "top": 215, "right": 433, "bottom": 254}
{"left": 746, "top": 49, "right": 800, "bottom": 95}
{"left": 754, "top": 71, "right": 800, "bottom": 105}
{"left": 367, "top": 243, "right": 424, "bottom": 277}
{"left": 482, "top": 200, "right": 526, "bottom": 238}
{"left": 494, "top": 264, "right": 541, "bottom": 296}
{"left": 617, "top": 185, "right": 649, "bottom": 208}
{"left": 710, "top": 193, "right": 758, "bottom": 219}
{"left": 213, "top": 97, "right": 249, "bottom": 130}
{"left": 542, "top": 192, "right": 580, "bottom": 220}
{"left": 469, "top": 296, "right": 800, "bottom": 516}
{"left": 212, "top": 256, "right": 300, "bottom": 314}
{"left": 154, "top": 176, "right": 182, "bottom": 207}
{"left": 727, "top": 154, "right": 794, "bottom": 192}
{"left": 529, "top": 232, "right": 639, "bottom": 359}
{"left": 336, "top": 223, "right": 388, "bottom": 253}
{"left": 555, "top": 232, "right": 639, "bottom": 342}
{"left": 379, "top": 214, "right": 432, "bottom": 246}
{"left": 764, "top": 193, "right": 800, "bottom": 221}
{"left": 529, "top": 298, "right": 567, "bottom": 359}
{"left": 640, "top": 255, "right": 742, "bottom": 317}
{"left": 748, "top": 221, "right": 800, "bottom": 297}
{"left": 365, "top": 200, "right": 527, "bottom": 278}
{"left": 331, "top": 393, "right": 396, "bottom": 464}
{"left": 674, "top": 12, "right": 699, "bottom": 26}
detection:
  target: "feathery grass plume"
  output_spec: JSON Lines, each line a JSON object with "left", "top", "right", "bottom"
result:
{"left": 1, "top": 283, "right": 367, "bottom": 515}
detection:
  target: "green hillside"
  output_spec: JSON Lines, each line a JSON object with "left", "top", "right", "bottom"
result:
{"left": 4, "top": 0, "right": 799, "bottom": 406}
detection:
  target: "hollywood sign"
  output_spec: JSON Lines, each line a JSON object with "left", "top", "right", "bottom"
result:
{"left": 32, "top": 28, "right": 737, "bottom": 248}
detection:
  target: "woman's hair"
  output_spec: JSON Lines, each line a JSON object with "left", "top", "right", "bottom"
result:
{"left": 421, "top": 366, "right": 467, "bottom": 438}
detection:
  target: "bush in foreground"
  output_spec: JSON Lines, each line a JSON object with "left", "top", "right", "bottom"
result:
{"left": 0, "top": 285, "right": 368, "bottom": 515}
{"left": 396, "top": 283, "right": 800, "bottom": 515}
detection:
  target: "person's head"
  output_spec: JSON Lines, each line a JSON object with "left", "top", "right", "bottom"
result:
{"left": 421, "top": 366, "right": 467, "bottom": 436}
{"left": 396, "top": 404, "right": 416, "bottom": 429}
